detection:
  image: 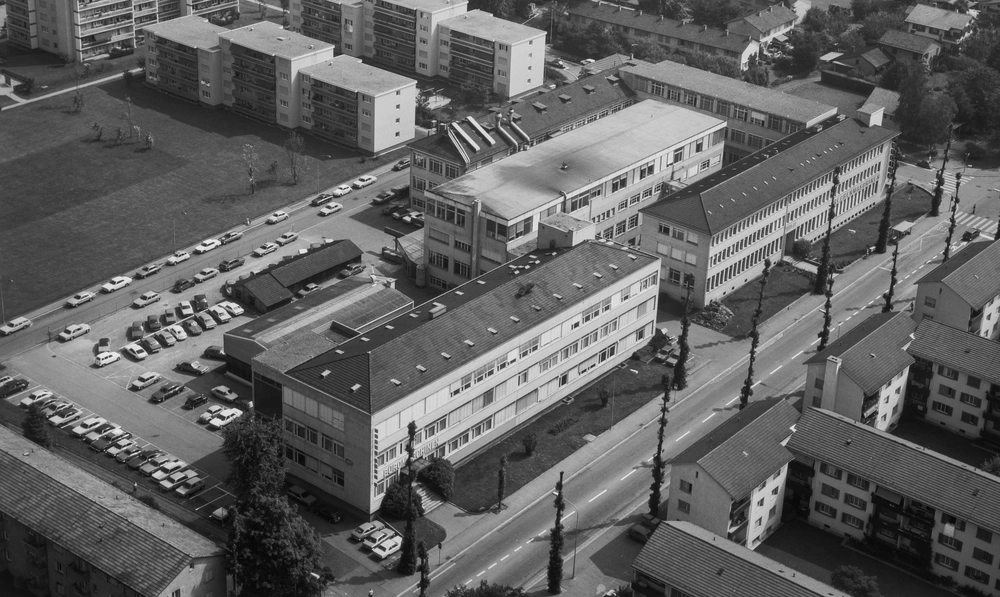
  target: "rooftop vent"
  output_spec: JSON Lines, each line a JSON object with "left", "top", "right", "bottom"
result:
{"left": 628, "top": 255, "right": 637, "bottom": 260}
{"left": 390, "top": 379, "right": 401, "bottom": 386}
{"left": 553, "top": 293, "right": 563, "bottom": 300}
{"left": 416, "top": 365, "right": 427, "bottom": 372}
{"left": 488, "top": 327, "right": 498, "bottom": 334}
{"left": 558, "top": 94, "right": 572, "bottom": 103}
{"left": 455, "top": 291, "right": 465, "bottom": 296}
{"left": 441, "top": 352, "right": 451, "bottom": 359}
{"left": 429, "top": 302, "right": 447, "bottom": 319}
{"left": 516, "top": 282, "right": 535, "bottom": 298}
{"left": 409, "top": 313, "right": 419, "bottom": 318}
{"left": 476, "top": 280, "right": 486, "bottom": 285}
{"left": 360, "top": 336, "right": 370, "bottom": 342}
{"left": 532, "top": 101, "right": 547, "bottom": 113}
{"left": 510, "top": 316, "right": 520, "bottom": 323}
{"left": 385, "top": 325, "right": 394, "bottom": 330}
{"left": 582, "top": 85, "right": 596, "bottom": 94}
{"left": 531, "top": 305, "right": 542, "bottom": 311}
{"left": 573, "top": 283, "right": 583, "bottom": 289}
{"left": 334, "top": 349, "right": 345, "bottom": 354}
{"left": 606, "top": 75, "right": 620, "bottom": 84}
{"left": 560, "top": 162, "right": 569, "bottom": 171}
{"left": 464, "top": 339, "right": 475, "bottom": 347}
{"left": 593, "top": 272, "right": 603, "bottom": 279}
{"left": 609, "top": 264, "right": 619, "bottom": 270}
{"left": 320, "top": 370, "right": 332, "bottom": 378}
{"left": 351, "top": 383, "right": 362, "bottom": 392}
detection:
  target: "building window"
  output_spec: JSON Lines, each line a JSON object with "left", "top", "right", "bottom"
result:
{"left": 679, "top": 480, "right": 692, "bottom": 493}
{"left": 938, "top": 365, "right": 959, "bottom": 380}
{"left": 820, "top": 483, "right": 840, "bottom": 499}
{"left": 938, "top": 533, "right": 963, "bottom": 551}
{"left": 973, "top": 547, "right": 994, "bottom": 565}
{"left": 977, "top": 528, "right": 993, "bottom": 543}
{"left": 961, "top": 412, "right": 980, "bottom": 426}
{"left": 924, "top": 297, "right": 937, "bottom": 308}
{"left": 935, "top": 553, "right": 959, "bottom": 570}
{"left": 814, "top": 501, "right": 837, "bottom": 518}
{"left": 938, "top": 384, "right": 956, "bottom": 398}
{"left": 841, "top": 513, "right": 865, "bottom": 529}
{"left": 965, "top": 566, "right": 990, "bottom": 585}
{"left": 932, "top": 401, "right": 954, "bottom": 415}
{"left": 611, "top": 173, "right": 628, "bottom": 192}
{"left": 960, "top": 393, "right": 982, "bottom": 408}
{"left": 279, "top": 99, "right": 289, "bottom": 107}
{"left": 843, "top": 493, "right": 867, "bottom": 511}
{"left": 819, "top": 462, "right": 842, "bottom": 480}
{"left": 967, "top": 376, "right": 981, "bottom": 389}
{"left": 846, "top": 473, "right": 870, "bottom": 491}
{"left": 673, "top": 148, "right": 684, "bottom": 163}
{"left": 639, "top": 161, "right": 654, "bottom": 179}
{"left": 677, "top": 500, "right": 690, "bottom": 513}
{"left": 454, "top": 261, "right": 471, "bottom": 279}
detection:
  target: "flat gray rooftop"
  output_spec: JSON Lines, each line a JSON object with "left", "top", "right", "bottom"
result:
{"left": 220, "top": 22, "right": 333, "bottom": 59}
{"left": 302, "top": 55, "right": 416, "bottom": 95}
{"left": 442, "top": 9, "right": 545, "bottom": 45}
{"left": 142, "top": 15, "right": 225, "bottom": 49}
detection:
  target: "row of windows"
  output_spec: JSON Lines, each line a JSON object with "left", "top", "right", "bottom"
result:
{"left": 707, "top": 238, "right": 781, "bottom": 292}
{"left": 710, "top": 219, "right": 780, "bottom": 268}
{"left": 285, "top": 416, "right": 345, "bottom": 457}
{"left": 712, "top": 196, "right": 784, "bottom": 246}
{"left": 285, "top": 444, "right": 345, "bottom": 486}
{"left": 646, "top": 78, "right": 801, "bottom": 136}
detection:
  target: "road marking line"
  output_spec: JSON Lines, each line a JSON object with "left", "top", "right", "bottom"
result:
{"left": 477, "top": 570, "right": 485, "bottom": 577}
{"left": 501, "top": 555, "right": 509, "bottom": 562}
{"left": 465, "top": 579, "right": 473, "bottom": 585}
{"left": 770, "top": 366, "right": 782, "bottom": 375}
{"left": 793, "top": 350, "right": 804, "bottom": 359}
{"left": 620, "top": 470, "right": 636, "bottom": 481}
{"left": 845, "top": 315, "right": 852, "bottom": 321}
{"left": 515, "top": 546, "right": 523, "bottom": 551}
{"left": 727, "top": 396, "right": 739, "bottom": 405}
{"left": 811, "top": 338, "right": 819, "bottom": 345}
{"left": 911, "top": 270, "right": 919, "bottom": 275}
{"left": 561, "top": 511, "right": 575, "bottom": 522}
{"left": 589, "top": 489, "right": 607, "bottom": 503}
{"left": 488, "top": 563, "right": 497, "bottom": 570}
{"left": 429, "top": 563, "right": 455, "bottom": 580}
{"left": 752, "top": 381, "right": 761, "bottom": 388}
{"left": 537, "top": 530, "right": 546, "bottom": 537}
{"left": 675, "top": 431, "right": 691, "bottom": 442}
{"left": 702, "top": 413, "right": 716, "bottom": 423}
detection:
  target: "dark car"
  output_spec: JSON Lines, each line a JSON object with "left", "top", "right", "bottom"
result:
{"left": 183, "top": 393, "right": 209, "bottom": 410}
{"left": 128, "top": 321, "right": 144, "bottom": 341}
{"left": 627, "top": 514, "right": 661, "bottom": 544}
{"left": 392, "top": 157, "right": 410, "bottom": 171}
{"left": 173, "top": 278, "right": 195, "bottom": 293}
{"left": 135, "top": 263, "right": 162, "bottom": 279}
{"left": 220, "top": 257, "right": 246, "bottom": 272}
{"left": 383, "top": 204, "right": 408, "bottom": 218}
{"left": 0, "top": 379, "right": 30, "bottom": 398}
{"left": 151, "top": 383, "right": 184, "bottom": 404}
{"left": 163, "top": 309, "right": 177, "bottom": 326}
{"left": 962, "top": 229, "right": 981, "bottom": 242}
{"left": 126, "top": 449, "right": 163, "bottom": 469}
{"left": 916, "top": 159, "right": 932, "bottom": 169}
{"left": 203, "top": 345, "right": 226, "bottom": 360}
{"left": 177, "top": 360, "right": 209, "bottom": 375}
{"left": 98, "top": 337, "right": 111, "bottom": 352}
{"left": 310, "top": 193, "right": 334, "bottom": 207}
{"left": 140, "top": 337, "right": 162, "bottom": 354}
{"left": 296, "top": 283, "right": 319, "bottom": 298}
{"left": 219, "top": 231, "right": 244, "bottom": 245}
{"left": 194, "top": 294, "right": 209, "bottom": 311}
{"left": 372, "top": 190, "right": 395, "bottom": 205}
{"left": 146, "top": 314, "right": 162, "bottom": 332}
{"left": 338, "top": 263, "right": 366, "bottom": 278}
{"left": 313, "top": 505, "right": 343, "bottom": 523}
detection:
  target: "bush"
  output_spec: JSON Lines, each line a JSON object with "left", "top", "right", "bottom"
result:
{"left": 791, "top": 239, "right": 812, "bottom": 260}
{"left": 137, "top": 494, "right": 160, "bottom": 511}
{"left": 966, "top": 141, "right": 987, "bottom": 160}
{"left": 522, "top": 433, "right": 538, "bottom": 456}
{"left": 548, "top": 417, "right": 578, "bottom": 435}
{"left": 418, "top": 458, "right": 455, "bottom": 499}
{"left": 599, "top": 387, "right": 611, "bottom": 408}
{"left": 381, "top": 480, "right": 425, "bottom": 518}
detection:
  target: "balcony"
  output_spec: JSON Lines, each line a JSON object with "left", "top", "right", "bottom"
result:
{"left": 78, "top": 4, "right": 132, "bottom": 24}
{"left": 78, "top": 0, "right": 127, "bottom": 10}
{"left": 68, "top": 560, "right": 90, "bottom": 580}
{"left": 861, "top": 411, "right": 878, "bottom": 427}
{"left": 24, "top": 535, "right": 46, "bottom": 557}
{"left": 730, "top": 494, "right": 751, "bottom": 514}
{"left": 904, "top": 503, "right": 935, "bottom": 524}
{"left": 26, "top": 579, "right": 49, "bottom": 597}
{"left": 231, "top": 60, "right": 275, "bottom": 78}
{"left": 27, "top": 554, "right": 48, "bottom": 571}
{"left": 898, "top": 519, "right": 932, "bottom": 541}
{"left": 728, "top": 513, "right": 748, "bottom": 534}
{"left": 232, "top": 72, "right": 275, "bottom": 93}
{"left": 71, "top": 581, "right": 92, "bottom": 597}
{"left": 229, "top": 47, "right": 275, "bottom": 68}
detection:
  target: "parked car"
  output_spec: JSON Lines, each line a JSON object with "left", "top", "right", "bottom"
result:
{"left": 130, "top": 372, "right": 161, "bottom": 390}
{"left": 310, "top": 193, "right": 334, "bottom": 206}
{"left": 173, "top": 278, "right": 195, "bottom": 293}
{"left": 382, "top": 204, "right": 408, "bottom": 218}
{"left": 98, "top": 337, "right": 111, "bottom": 352}
{"left": 653, "top": 346, "right": 676, "bottom": 363}
{"left": 126, "top": 449, "right": 164, "bottom": 469}
{"left": 146, "top": 314, "right": 162, "bottom": 332}
{"left": 393, "top": 208, "right": 416, "bottom": 221}
{"left": 194, "top": 239, "right": 222, "bottom": 254}
{"left": 105, "top": 438, "right": 137, "bottom": 458}
{"left": 160, "top": 469, "right": 199, "bottom": 492}
{"left": 288, "top": 485, "right": 318, "bottom": 508}
{"left": 0, "top": 317, "right": 33, "bottom": 336}
{"left": 41, "top": 401, "right": 71, "bottom": 417}
{"left": 123, "top": 343, "right": 149, "bottom": 361}
{"left": 20, "top": 390, "right": 54, "bottom": 409}
{"left": 84, "top": 423, "right": 120, "bottom": 443}
{"left": 0, "top": 378, "right": 30, "bottom": 398}
{"left": 331, "top": 185, "right": 352, "bottom": 197}
{"left": 338, "top": 263, "right": 366, "bottom": 278}
{"left": 151, "top": 383, "right": 184, "bottom": 404}
{"left": 275, "top": 232, "right": 299, "bottom": 246}
{"left": 140, "top": 337, "right": 162, "bottom": 354}
{"left": 178, "top": 301, "right": 195, "bottom": 317}
{"left": 208, "top": 305, "right": 231, "bottom": 323}
{"left": 218, "top": 301, "right": 244, "bottom": 316}
{"left": 91, "top": 429, "right": 130, "bottom": 452}
{"left": 403, "top": 212, "right": 424, "bottom": 227}
{"left": 220, "top": 257, "right": 245, "bottom": 272}
{"left": 193, "top": 294, "right": 209, "bottom": 311}
{"left": 312, "top": 505, "right": 343, "bottom": 523}
{"left": 372, "top": 191, "right": 395, "bottom": 205}
{"left": 0, "top": 376, "right": 11, "bottom": 387}
{"left": 175, "top": 476, "right": 206, "bottom": 498}
{"left": 183, "top": 393, "right": 209, "bottom": 409}
{"left": 133, "top": 291, "right": 161, "bottom": 308}
{"left": 210, "top": 507, "right": 231, "bottom": 524}
{"left": 211, "top": 385, "right": 238, "bottom": 402}
{"left": 203, "top": 345, "right": 226, "bottom": 360}
{"left": 196, "top": 312, "right": 217, "bottom": 330}
{"left": 151, "top": 460, "right": 187, "bottom": 482}
{"left": 154, "top": 331, "right": 176, "bottom": 348}
{"left": 66, "top": 291, "right": 96, "bottom": 308}
{"left": 963, "top": 229, "right": 981, "bottom": 242}
{"left": 253, "top": 242, "right": 278, "bottom": 257}
{"left": 351, "top": 521, "right": 386, "bottom": 541}
{"left": 101, "top": 276, "right": 133, "bottom": 293}
{"left": 135, "top": 263, "right": 162, "bottom": 279}
{"left": 49, "top": 407, "right": 82, "bottom": 427}
{"left": 166, "top": 250, "right": 191, "bottom": 265}
{"left": 193, "top": 268, "right": 219, "bottom": 283}
{"left": 58, "top": 323, "right": 91, "bottom": 342}
{"left": 319, "top": 202, "right": 343, "bottom": 216}
{"left": 627, "top": 514, "right": 661, "bottom": 543}
{"left": 178, "top": 360, "right": 209, "bottom": 375}
{"left": 362, "top": 529, "right": 397, "bottom": 551}
{"left": 219, "top": 231, "right": 244, "bottom": 245}
{"left": 352, "top": 174, "right": 377, "bottom": 189}
{"left": 94, "top": 352, "right": 121, "bottom": 367}
{"left": 372, "top": 536, "right": 403, "bottom": 560}
{"left": 183, "top": 319, "right": 203, "bottom": 336}
{"left": 296, "top": 283, "right": 319, "bottom": 298}
{"left": 113, "top": 444, "right": 143, "bottom": 462}
{"left": 392, "top": 157, "right": 410, "bottom": 171}
{"left": 198, "top": 405, "right": 225, "bottom": 424}
{"left": 139, "top": 454, "right": 176, "bottom": 476}
{"left": 162, "top": 309, "right": 177, "bottom": 326}
{"left": 208, "top": 408, "right": 243, "bottom": 430}
{"left": 128, "top": 320, "right": 144, "bottom": 340}
{"left": 165, "top": 324, "right": 187, "bottom": 342}
{"left": 266, "top": 211, "right": 288, "bottom": 224}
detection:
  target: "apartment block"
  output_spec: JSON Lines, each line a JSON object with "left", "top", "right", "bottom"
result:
{"left": 143, "top": 16, "right": 226, "bottom": 105}
{"left": 904, "top": 4, "right": 973, "bottom": 51}
{"left": 300, "top": 55, "right": 417, "bottom": 153}
{"left": 913, "top": 239, "right": 1000, "bottom": 341}
{"left": 0, "top": 426, "right": 226, "bottom": 597}
{"left": 804, "top": 311, "right": 916, "bottom": 431}
{"left": 907, "top": 318, "right": 1000, "bottom": 445}
{"left": 567, "top": 1, "right": 760, "bottom": 70}
{"left": 438, "top": 10, "right": 545, "bottom": 99}
{"left": 290, "top": 0, "right": 364, "bottom": 53}
{"left": 250, "top": 239, "right": 660, "bottom": 516}
{"left": 724, "top": 4, "right": 798, "bottom": 45}
{"left": 668, "top": 399, "right": 799, "bottom": 550}
{"left": 640, "top": 112, "right": 898, "bottom": 309}
{"left": 618, "top": 59, "right": 837, "bottom": 164}
{"left": 218, "top": 22, "right": 335, "bottom": 125}
{"left": 363, "top": 0, "right": 467, "bottom": 78}
{"left": 632, "top": 521, "right": 851, "bottom": 597}
{"left": 423, "top": 100, "right": 725, "bottom": 289}
{"left": 786, "top": 407, "right": 1000, "bottom": 597}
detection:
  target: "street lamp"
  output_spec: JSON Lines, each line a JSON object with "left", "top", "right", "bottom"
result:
{"left": 551, "top": 490, "right": 579, "bottom": 579}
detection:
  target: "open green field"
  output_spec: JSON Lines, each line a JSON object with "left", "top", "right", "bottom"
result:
{"left": 0, "top": 78, "right": 392, "bottom": 318}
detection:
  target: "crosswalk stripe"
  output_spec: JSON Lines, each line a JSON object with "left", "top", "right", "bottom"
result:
{"left": 953, "top": 212, "right": 998, "bottom": 235}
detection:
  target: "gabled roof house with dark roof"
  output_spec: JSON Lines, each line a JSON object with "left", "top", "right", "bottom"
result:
{"left": 251, "top": 238, "right": 661, "bottom": 517}
{"left": 904, "top": 4, "right": 974, "bottom": 49}
{"left": 913, "top": 239, "right": 1000, "bottom": 341}
{"left": 667, "top": 399, "right": 799, "bottom": 550}
{"left": 877, "top": 29, "right": 942, "bottom": 67}
{"left": 0, "top": 426, "right": 226, "bottom": 597}
{"left": 724, "top": 4, "right": 798, "bottom": 45}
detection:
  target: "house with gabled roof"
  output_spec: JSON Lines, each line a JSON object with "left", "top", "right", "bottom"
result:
{"left": 904, "top": 4, "right": 974, "bottom": 51}
{"left": 725, "top": 4, "right": 798, "bottom": 45}
{"left": 913, "top": 239, "right": 1000, "bottom": 341}
{"left": 878, "top": 29, "right": 942, "bottom": 68}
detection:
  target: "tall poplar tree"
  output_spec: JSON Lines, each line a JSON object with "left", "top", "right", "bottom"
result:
{"left": 548, "top": 472, "right": 566, "bottom": 594}
{"left": 882, "top": 243, "right": 900, "bottom": 313}
{"left": 672, "top": 274, "right": 694, "bottom": 390}
{"left": 397, "top": 421, "right": 418, "bottom": 575}
{"left": 930, "top": 125, "right": 953, "bottom": 216}
{"left": 814, "top": 167, "right": 841, "bottom": 294}
{"left": 875, "top": 145, "right": 898, "bottom": 254}
{"left": 740, "top": 259, "right": 772, "bottom": 410}
{"left": 650, "top": 379, "right": 671, "bottom": 518}
{"left": 943, "top": 173, "right": 962, "bottom": 262}
{"left": 818, "top": 276, "right": 835, "bottom": 351}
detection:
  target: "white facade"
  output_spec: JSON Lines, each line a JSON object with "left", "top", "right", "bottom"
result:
{"left": 806, "top": 357, "right": 909, "bottom": 432}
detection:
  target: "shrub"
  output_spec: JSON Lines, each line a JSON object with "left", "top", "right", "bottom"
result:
{"left": 966, "top": 141, "right": 986, "bottom": 160}
{"left": 791, "top": 239, "right": 812, "bottom": 260}
{"left": 548, "top": 417, "right": 578, "bottom": 435}
{"left": 599, "top": 387, "right": 611, "bottom": 408}
{"left": 137, "top": 494, "right": 159, "bottom": 510}
{"left": 649, "top": 328, "right": 667, "bottom": 351}
{"left": 381, "top": 480, "right": 425, "bottom": 518}
{"left": 418, "top": 458, "right": 455, "bottom": 499}
{"left": 522, "top": 433, "right": 538, "bottom": 456}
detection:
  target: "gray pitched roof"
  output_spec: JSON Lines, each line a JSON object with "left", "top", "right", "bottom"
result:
{"left": 865, "top": 87, "right": 900, "bottom": 116}
{"left": 727, "top": 5, "right": 798, "bottom": 36}
{"left": 914, "top": 240, "right": 1000, "bottom": 309}
{"left": 788, "top": 408, "right": 1000, "bottom": 534}
{"left": 220, "top": 21, "right": 333, "bottom": 59}
{"left": 905, "top": 4, "right": 973, "bottom": 30}
{"left": 268, "top": 240, "right": 362, "bottom": 287}
{"left": 878, "top": 29, "right": 940, "bottom": 54}
{"left": 804, "top": 311, "right": 917, "bottom": 394}
{"left": 633, "top": 521, "right": 851, "bottom": 597}
{"left": 286, "top": 241, "right": 658, "bottom": 414}
{"left": 909, "top": 319, "right": 1000, "bottom": 387}
{"left": 242, "top": 274, "right": 294, "bottom": 308}
{"left": 671, "top": 398, "right": 799, "bottom": 499}
{"left": 0, "top": 427, "right": 223, "bottom": 596}
{"left": 641, "top": 115, "right": 899, "bottom": 235}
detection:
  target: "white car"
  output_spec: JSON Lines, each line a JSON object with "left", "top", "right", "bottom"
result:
{"left": 123, "top": 344, "right": 149, "bottom": 361}
{"left": 372, "top": 536, "right": 404, "bottom": 560}
{"left": 165, "top": 324, "right": 187, "bottom": 341}
{"left": 94, "top": 352, "right": 122, "bottom": 367}
{"left": 160, "top": 469, "right": 198, "bottom": 492}
{"left": 49, "top": 407, "right": 82, "bottom": 427}
{"left": 0, "top": 317, "right": 32, "bottom": 336}
{"left": 57, "top": 323, "right": 91, "bottom": 342}
{"left": 208, "top": 305, "right": 231, "bottom": 323}
{"left": 85, "top": 423, "right": 121, "bottom": 443}
{"left": 218, "top": 301, "right": 244, "bottom": 317}
{"left": 198, "top": 404, "right": 225, "bottom": 424}
{"left": 275, "top": 232, "right": 299, "bottom": 246}
{"left": 352, "top": 175, "right": 377, "bottom": 189}
{"left": 193, "top": 268, "right": 219, "bottom": 283}
{"left": 105, "top": 438, "right": 137, "bottom": 458}
{"left": 65, "top": 291, "right": 96, "bottom": 308}
{"left": 167, "top": 250, "right": 191, "bottom": 265}
{"left": 132, "top": 291, "right": 161, "bottom": 308}
{"left": 211, "top": 386, "right": 238, "bottom": 403}
{"left": 101, "top": 276, "right": 133, "bottom": 293}
{"left": 194, "top": 239, "right": 222, "bottom": 254}
{"left": 208, "top": 408, "right": 243, "bottom": 430}
{"left": 331, "top": 185, "right": 352, "bottom": 197}
{"left": 252, "top": 242, "right": 278, "bottom": 257}
{"left": 151, "top": 460, "right": 188, "bottom": 482}
{"left": 266, "top": 211, "right": 288, "bottom": 224}
{"left": 319, "top": 202, "right": 343, "bottom": 216}
{"left": 351, "top": 521, "right": 386, "bottom": 541}
{"left": 178, "top": 301, "right": 195, "bottom": 317}
{"left": 130, "top": 371, "right": 161, "bottom": 390}
{"left": 20, "top": 390, "right": 54, "bottom": 409}
{"left": 363, "top": 529, "right": 397, "bottom": 551}
{"left": 71, "top": 417, "right": 106, "bottom": 438}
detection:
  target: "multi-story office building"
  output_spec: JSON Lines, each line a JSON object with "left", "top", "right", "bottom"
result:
{"left": 362, "top": 0, "right": 467, "bottom": 78}
{"left": 913, "top": 240, "right": 1000, "bottom": 341}
{"left": 437, "top": 9, "right": 545, "bottom": 99}
{"left": 7, "top": 0, "right": 237, "bottom": 61}
{"left": 0, "top": 426, "right": 227, "bottom": 597}
{"left": 423, "top": 100, "right": 725, "bottom": 289}
{"left": 291, "top": 0, "right": 364, "bottom": 53}
{"left": 618, "top": 60, "right": 837, "bottom": 164}
{"left": 250, "top": 238, "right": 660, "bottom": 516}
{"left": 144, "top": 16, "right": 226, "bottom": 105}
{"left": 218, "top": 22, "right": 335, "bottom": 125}
{"left": 786, "top": 407, "right": 1000, "bottom": 597}
{"left": 907, "top": 318, "right": 1000, "bottom": 444}
{"left": 804, "top": 311, "right": 916, "bottom": 431}
{"left": 640, "top": 112, "right": 898, "bottom": 309}
{"left": 566, "top": 1, "right": 760, "bottom": 70}
{"left": 632, "top": 522, "right": 851, "bottom": 597}
{"left": 300, "top": 55, "right": 417, "bottom": 153}
{"left": 668, "top": 399, "right": 799, "bottom": 550}
{"left": 904, "top": 4, "right": 973, "bottom": 52}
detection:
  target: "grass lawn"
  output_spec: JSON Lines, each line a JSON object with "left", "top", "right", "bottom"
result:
{"left": 380, "top": 514, "right": 447, "bottom": 550}
{"left": 1, "top": 43, "right": 140, "bottom": 96}
{"left": 720, "top": 263, "right": 814, "bottom": 338}
{"left": 450, "top": 347, "right": 671, "bottom": 512}
{"left": 0, "top": 78, "right": 402, "bottom": 318}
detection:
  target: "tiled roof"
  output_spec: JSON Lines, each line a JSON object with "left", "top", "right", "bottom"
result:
{"left": 804, "top": 312, "right": 917, "bottom": 394}
{"left": 865, "top": 87, "right": 901, "bottom": 116}
{"left": 905, "top": 4, "right": 973, "bottom": 30}
{"left": 878, "top": 29, "right": 940, "bottom": 54}
{"left": 634, "top": 521, "right": 851, "bottom": 597}
{"left": 850, "top": 46, "right": 892, "bottom": 69}
{"left": 727, "top": 5, "right": 798, "bottom": 36}
{"left": 0, "top": 427, "right": 223, "bottom": 596}
{"left": 671, "top": 398, "right": 799, "bottom": 499}
{"left": 442, "top": 10, "right": 546, "bottom": 45}
{"left": 914, "top": 240, "right": 1000, "bottom": 308}
{"left": 220, "top": 22, "right": 333, "bottom": 59}
{"left": 641, "top": 115, "right": 899, "bottom": 235}
{"left": 142, "top": 15, "right": 225, "bottom": 49}
{"left": 568, "top": 1, "right": 758, "bottom": 54}
{"left": 242, "top": 274, "right": 293, "bottom": 308}
{"left": 268, "top": 240, "right": 363, "bottom": 288}
{"left": 286, "top": 240, "right": 658, "bottom": 414}
{"left": 909, "top": 319, "right": 1000, "bottom": 387}
{"left": 788, "top": 408, "right": 1000, "bottom": 534}
{"left": 431, "top": 100, "right": 724, "bottom": 220}
{"left": 620, "top": 60, "right": 837, "bottom": 124}
{"left": 302, "top": 56, "right": 416, "bottom": 96}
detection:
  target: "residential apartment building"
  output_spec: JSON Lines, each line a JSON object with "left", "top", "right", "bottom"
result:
{"left": 7, "top": 0, "right": 237, "bottom": 61}
{"left": 407, "top": 68, "right": 638, "bottom": 212}
{"left": 438, "top": 10, "right": 545, "bottom": 99}
{"left": 291, "top": 0, "right": 364, "bottom": 53}
{"left": 878, "top": 30, "right": 942, "bottom": 68}
{"left": 423, "top": 100, "right": 726, "bottom": 289}
{"left": 218, "top": 22, "right": 335, "bottom": 125}
{"left": 804, "top": 311, "right": 916, "bottom": 431}
{"left": 618, "top": 59, "right": 837, "bottom": 164}
{"left": 144, "top": 16, "right": 226, "bottom": 105}
{"left": 363, "top": 0, "right": 467, "bottom": 78}
{"left": 640, "top": 112, "right": 898, "bottom": 309}
{"left": 724, "top": 4, "right": 798, "bottom": 45}
{"left": 566, "top": 1, "right": 760, "bottom": 70}
{"left": 904, "top": 4, "right": 974, "bottom": 51}
{"left": 0, "top": 426, "right": 227, "bottom": 597}
{"left": 907, "top": 318, "right": 1000, "bottom": 445}
{"left": 632, "top": 521, "right": 851, "bottom": 597}
{"left": 786, "top": 407, "right": 1000, "bottom": 597}
{"left": 250, "top": 239, "right": 661, "bottom": 516}
{"left": 300, "top": 55, "right": 417, "bottom": 153}
{"left": 668, "top": 398, "right": 799, "bottom": 550}
{"left": 913, "top": 239, "right": 1000, "bottom": 341}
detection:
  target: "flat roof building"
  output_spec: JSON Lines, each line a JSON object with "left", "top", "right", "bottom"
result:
{"left": 144, "top": 16, "right": 227, "bottom": 105}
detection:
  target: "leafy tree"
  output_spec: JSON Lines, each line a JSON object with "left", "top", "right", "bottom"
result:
{"left": 381, "top": 481, "right": 425, "bottom": 519}
{"left": 851, "top": 0, "right": 878, "bottom": 21}
{"left": 522, "top": 433, "right": 538, "bottom": 456}
{"left": 672, "top": 274, "right": 693, "bottom": 390}
{"left": 879, "top": 60, "right": 915, "bottom": 92}
{"left": 802, "top": 7, "right": 829, "bottom": 32}
{"left": 895, "top": 65, "right": 927, "bottom": 138}
{"left": 943, "top": 173, "right": 962, "bottom": 262}
{"left": 815, "top": 167, "right": 841, "bottom": 295}
{"left": 630, "top": 38, "right": 667, "bottom": 62}
{"left": 818, "top": 276, "right": 834, "bottom": 351}
{"left": 687, "top": 0, "right": 743, "bottom": 28}
{"left": 419, "top": 458, "right": 455, "bottom": 498}
{"left": 831, "top": 565, "right": 882, "bottom": 597}
{"left": 23, "top": 403, "right": 52, "bottom": 448}
{"left": 650, "top": 328, "right": 667, "bottom": 351}
{"left": 948, "top": 67, "right": 1000, "bottom": 134}
{"left": 283, "top": 131, "right": 306, "bottom": 185}
{"left": 460, "top": 78, "right": 492, "bottom": 107}
{"left": 791, "top": 31, "right": 823, "bottom": 73}
{"left": 792, "top": 239, "right": 812, "bottom": 260}
{"left": 242, "top": 143, "right": 259, "bottom": 195}
{"left": 497, "top": 453, "right": 508, "bottom": 510}
{"left": 962, "top": 27, "right": 1000, "bottom": 64}
{"left": 418, "top": 542, "right": 431, "bottom": 597}
{"left": 398, "top": 421, "right": 419, "bottom": 575}
{"left": 221, "top": 414, "right": 285, "bottom": 500}
{"left": 859, "top": 11, "right": 905, "bottom": 45}
{"left": 875, "top": 146, "right": 897, "bottom": 254}
{"left": 982, "top": 455, "right": 1000, "bottom": 476}
{"left": 882, "top": 243, "right": 899, "bottom": 313}
{"left": 683, "top": 51, "right": 741, "bottom": 78}
{"left": 599, "top": 387, "right": 612, "bottom": 408}
{"left": 740, "top": 259, "right": 772, "bottom": 410}
{"left": 123, "top": 69, "right": 134, "bottom": 87}
{"left": 120, "top": 96, "right": 136, "bottom": 138}
{"left": 548, "top": 472, "right": 565, "bottom": 594}
{"left": 650, "top": 379, "right": 670, "bottom": 517}
{"left": 445, "top": 582, "right": 526, "bottom": 597}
